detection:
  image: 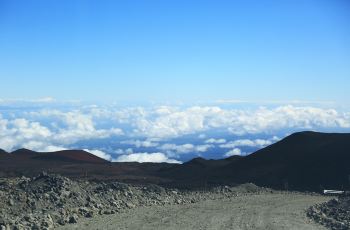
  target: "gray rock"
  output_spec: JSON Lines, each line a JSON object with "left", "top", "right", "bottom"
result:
{"left": 8, "top": 199, "right": 14, "bottom": 206}
{"left": 85, "top": 211, "right": 94, "bottom": 218}
{"left": 31, "top": 223, "right": 41, "bottom": 230}
{"left": 23, "top": 214, "right": 34, "bottom": 222}
{"left": 68, "top": 214, "right": 78, "bottom": 224}
{"left": 78, "top": 207, "right": 94, "bottom": 218}
{"left": 41, "top": 214, "right": 54, "bottom": 229}
{"left": 13, "top": 223, "right": 24, "bottom": 230}
{"left": 0, "top": 217, "right": 6, "bottom": 225}
{"left": 102, "top": 210, "right": 112, "bottom": 215}
{"left": 126, "top": 202, "right": 135, "bottom": 208}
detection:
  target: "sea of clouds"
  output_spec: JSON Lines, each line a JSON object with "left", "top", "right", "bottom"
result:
{"left": 0, "top": 99, "right": 349, "bottom": 163}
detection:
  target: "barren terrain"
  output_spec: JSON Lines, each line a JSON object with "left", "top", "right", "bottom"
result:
{"left": 57, "top": 193, "right": 330, "bottom": 230}
{"left": 1, "top": 132, "right": 350, "bottom": 229}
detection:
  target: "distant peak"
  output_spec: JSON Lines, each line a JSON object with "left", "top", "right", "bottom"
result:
{"left": 11, "top": 148, "right": 37, "bottom": 154}
{"left": 0, "top": 149, "right": 8, "bottom": 154}
{"left": 226, "top": 155, "right": 243, "bottom": 160}
{"left": 187, "top": 157, "right": 207, "bottom": 163}
{"left": 288, "top": 131, "right": 347, "bottom": 139}
{"left": 294, "top": 131, "right": 322, "bottom": 135}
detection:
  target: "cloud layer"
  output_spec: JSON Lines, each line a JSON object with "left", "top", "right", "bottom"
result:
{"left": 114, "top": 152, "right": 181, "bottom": 164}
{"left": 0, "top": 103, "right": 349, "bottom": 162}
{"left": 224, "top": 148, "right": 244, "bottom": 157}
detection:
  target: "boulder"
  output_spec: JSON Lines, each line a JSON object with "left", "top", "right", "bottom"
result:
{"left": 68, "top": 214, "right": 78, "bottom": 224}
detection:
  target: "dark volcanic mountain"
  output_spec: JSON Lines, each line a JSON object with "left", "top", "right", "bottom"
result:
{"left": 222, "top": 131, "right": 350, "bottom": 190}
{"left": 159, "top": 131, "right": 350, "bottom": 190}
{"left": 158, "top": 156, "right": 243, "bottom": 188}
{"left": 11, "top": 148, "right": 37, "bottom": 156}
{"left": 177, "top": 131, "right": 349, "bottom": 190}
{"left": 0, "top": 149, "right": 8, "bottom": 157}
{"left": 0, "top": 131, "right": 349, "bottom": 191}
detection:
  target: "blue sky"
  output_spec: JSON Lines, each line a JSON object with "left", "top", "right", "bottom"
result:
{"left": 1, "top": 1, "right": 350, "bottom": 162}
{"left": 0, "top": 0, "right": 349, "bottom": 103}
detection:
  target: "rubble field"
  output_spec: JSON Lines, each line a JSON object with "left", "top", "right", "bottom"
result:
{"left": 0, "top": 173, "right": 270, "bottom": 230}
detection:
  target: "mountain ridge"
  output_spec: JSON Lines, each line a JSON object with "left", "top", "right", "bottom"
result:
{"left": 0, "top": 148, "right": 108, "bottom": 164}
{"left": 0, "top": 131, "right": 349, "bottom": 191}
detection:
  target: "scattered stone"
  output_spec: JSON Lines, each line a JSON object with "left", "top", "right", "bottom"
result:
{"left": 42, "top": 214, "right": 54, "bottom": 228}
{"left": 308, "top": 196, "right": 350, "bottom": 230}
{"left": 68, "top": 214, "right": 78, "bottom": 224}
{"left": 0, "top": 173, "right": 268, "bottom": 230}
{"left": 102, "top": 210, "right": 112, "bottom": 215}
{"left": 126, "top": 202, "right": 135, "bottom": 209}
{"left": 8, "top": 199, "right": 14, "bottom": 206}
{"left": 85, "top": 211, "right": 94, "bottom": 218}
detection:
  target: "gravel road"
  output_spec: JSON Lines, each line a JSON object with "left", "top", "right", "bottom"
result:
{"left": 57, "top": 193, "right": 330, "bottom": 230}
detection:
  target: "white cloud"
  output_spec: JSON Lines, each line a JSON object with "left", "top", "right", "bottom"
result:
{"left": 33, "top": 97, "right": 56, "bottom": 103}
{"left": 28, "top": 104, "right": 350, "bottom": 142}
{"left": 214, "top": 99, "right": 336, "bottom": 106}
{"left": 0, "top": 116, "right": 54, "bottom": 151}
{"left": 21, "top": 141, "right": 66, "bottom": 152}
{"left": 121, "top": 139, "right": 159, "bottom": 148}
{"left": 0, "top": 137, "right": 16, "bottom": 151}
{"left": 42, "top": 145, "right": 67, "bottom": 152}
{"left": 114, "top": 148, "right": 134, "bottom": 155}
{"left": 132, "top": 106, "right": 222, "bottom": 138}
{"left": 114, "top": 152, "right": 181, "bottom": 164}
{"left": 1, "top": 103, "right": 350, "bottom": 163}
{"left": 205, "top": 138, "right": 226, "bottom": 144}
{"left": 159, "top": 143, "right": 213, "bottom": 154}
{"left": 0, "top": 97, "right": 56, "bottom": 105}
{"left": 84, "top": 149, "right": 113, "bottom": 161}
{"left": 123, "top": 105, "right": 350, "bottom": 138}
{"left": 219, "top": 137, "right": 278, "bottom": 149}
{"left": 224, "top": 148, "right": 244, "bottom": 157}
{"left": 226, "top": 106, "right": 350, "bottom": 135}
{"left": 30, "top": 109, "right": 124, "bottom": 145}
{"left": 0, "top": 109, "right": 124, "bottom": 151}
{"left": 12, "top": 118, "right": 52, "bottom": 139}
{"left": 125, "top": 148, "right": 133, "bottom": 154}
{"left": 115, "top": 149, "right": 125, "bottom": 154}
{"left": 195, "top": 144, "right": 213, "bottom": 152}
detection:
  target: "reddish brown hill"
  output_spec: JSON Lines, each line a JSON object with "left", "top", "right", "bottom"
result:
{"left": 8, "top": 149, "right": 107, "bottom": 164}
{"left": 0, "top": 148, "right": 169, "bottom": 183}
{"left": 32, "top": 150, "right": 108, "bottom": 164}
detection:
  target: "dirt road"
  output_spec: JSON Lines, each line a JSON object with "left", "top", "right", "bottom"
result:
{"left": 57, "top": 193, "right": 329, "bottom": 230}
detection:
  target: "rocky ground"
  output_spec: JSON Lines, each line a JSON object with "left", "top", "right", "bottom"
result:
{"left": 0, "top": 173, "right": 270, "bottom": 230}
{"left": 57, "top": 193, "right": 330, "bottom": 230}
{"left": 307, "top": 195, "right": 350, "bottom": 230}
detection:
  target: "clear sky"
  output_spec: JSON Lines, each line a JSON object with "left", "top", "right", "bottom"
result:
{"left": 0, "top": 0, "right": 349, "bottom": 104}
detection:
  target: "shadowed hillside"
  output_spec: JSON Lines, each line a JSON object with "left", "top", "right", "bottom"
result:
{"left": 209, "top": 131, "right": 350, "bottom": 190}
{"left": 1, "top": 131, "right": 349, "bottom": 191}
{"left": 0, "top": 149, "right": 8, "bottom": 156}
